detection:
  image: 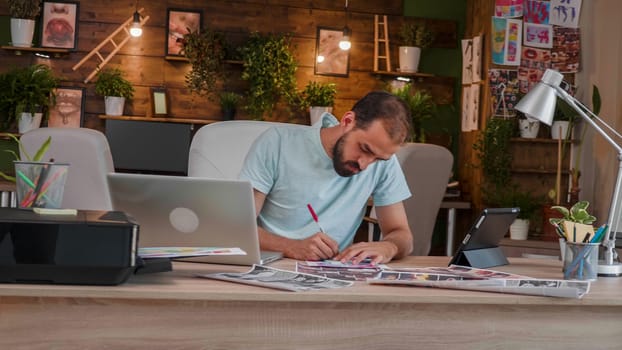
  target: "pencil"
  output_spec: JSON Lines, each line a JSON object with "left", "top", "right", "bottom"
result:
{"left": 307, "top": 203, "right": 325, "bottom": 233}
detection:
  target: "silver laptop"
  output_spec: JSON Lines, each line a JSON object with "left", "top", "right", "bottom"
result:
{"left": 106, "top": 173, "right": 282, "bottom": 265}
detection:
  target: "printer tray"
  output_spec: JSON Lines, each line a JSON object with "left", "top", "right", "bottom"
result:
{"left": 0, "top": 208, "right": 141, "bottom": 285}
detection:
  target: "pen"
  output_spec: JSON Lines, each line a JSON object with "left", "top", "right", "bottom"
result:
{"left": 590, "top": 224, "right": 608, "bottom": 243}
{"left": 307, "top": 203, "right": 325, "bottom": 233}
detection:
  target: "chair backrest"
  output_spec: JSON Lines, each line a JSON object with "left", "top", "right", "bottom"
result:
{"left": 19, "top": 127, "right": 115, "bottom": 210}
{"left": 397, "top": 143, "right": 453, "bottom": 256}
{"left": 188, "top": 120, "right": 307, "bottom": 178}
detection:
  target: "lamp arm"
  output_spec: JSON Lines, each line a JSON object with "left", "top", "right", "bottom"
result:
{"left": 555, "top": 86, "right": 622, "bottom": 265}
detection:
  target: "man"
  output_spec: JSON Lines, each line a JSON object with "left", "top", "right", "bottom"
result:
{"left": 239, "top": 91, "right": 413, "bottom": 264}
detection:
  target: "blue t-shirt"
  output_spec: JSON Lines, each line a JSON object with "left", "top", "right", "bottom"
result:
{"left": 239, "top": 114, "right": 411, "bottom": 250}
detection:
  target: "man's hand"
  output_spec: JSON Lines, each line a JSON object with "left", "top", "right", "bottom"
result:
{"left": 283, "top": 232, "right": 340, "bottom": 261}
{"left": 334, "top": 241, "right": 399, "bottom": 265}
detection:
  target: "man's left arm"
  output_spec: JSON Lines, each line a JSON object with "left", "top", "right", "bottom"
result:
{"left": 334, "top": 202, "right": 413, "bottom": 264}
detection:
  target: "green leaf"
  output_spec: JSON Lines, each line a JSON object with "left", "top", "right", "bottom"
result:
{"left": 32, "top": 136, "right": 51, "bottom": 161}
{"left": 592, "top": 85, "right": 601, "bottom": 115}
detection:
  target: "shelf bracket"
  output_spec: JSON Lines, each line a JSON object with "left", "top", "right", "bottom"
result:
{"left": 72, "top": 8, "right": 150, "bottom": 83}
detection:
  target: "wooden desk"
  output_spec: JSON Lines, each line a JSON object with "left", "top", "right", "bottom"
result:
{"left": 0, "top": 257, "right": 621, "bottom": 349}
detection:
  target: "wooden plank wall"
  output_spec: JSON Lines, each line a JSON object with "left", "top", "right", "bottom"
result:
{"left": 0, "top": 0, "right": 458, "bottom": 131}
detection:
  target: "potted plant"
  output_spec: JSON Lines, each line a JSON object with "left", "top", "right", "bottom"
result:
{"left": 219, "top": 92, "right": 241, "bottom": 120}
{"left": 0, "top": 133, "right": 51, "bottom": 182}
{"left": 239, "top": 32, "right": 298, "bottom": 120}
{"left": 489, "top": 185, "right": 543, "bottom": 240}
{"left": 398, "top": 21, "right": 434, "bottom": 73}
{"left": 8, "top": 0, "right": 41, "bottom": 48}
{"left": 0, "top": 64, "right": 59, "bottom": 133}
{"left": 182, "top": 27, "right": 226, "bottom": 98}
{"left": 94, "top": 68, "right": 134, "bottom": 116}
{"left": 300, "top": 81, "right": 337, "bottom": 125}
{"left": 549, "top": 201, "right": 597, "bottom": 243}
{"left": 392, "top": 84, "right": 436, "bottom": 142}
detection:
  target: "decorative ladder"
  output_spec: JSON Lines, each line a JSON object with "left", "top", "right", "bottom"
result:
{"left": 72, "top": 8, "right": 150, "bottom": 83}
{"left": 373, "top": 15, "right": 391, "bottom": 72}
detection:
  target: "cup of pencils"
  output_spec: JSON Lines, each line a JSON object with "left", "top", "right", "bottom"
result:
{"left": 562, "top": 242, "right": 600, "bottom": 281}
{"left": 14, "top": 161, "right": 69, "bottom": 209}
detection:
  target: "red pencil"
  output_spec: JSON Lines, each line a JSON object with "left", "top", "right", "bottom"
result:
{"left": 306, "top": 203, "right": 325, "bottom": 233}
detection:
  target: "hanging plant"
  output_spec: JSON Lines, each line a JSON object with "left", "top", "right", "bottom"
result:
{"left": 239, "top": 32, "right": 298, "bottom": 119}
{"left": 182, "top": 27, "right": 226, "bottom": 98}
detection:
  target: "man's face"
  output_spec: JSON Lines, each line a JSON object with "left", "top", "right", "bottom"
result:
{"left": 332, "top": 119, "right": 401, "bottom": 177}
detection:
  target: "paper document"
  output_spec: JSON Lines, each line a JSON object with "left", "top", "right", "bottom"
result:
{"left": 138, "top": 247, "right": 246, "bottom": 259}
{"left": 199, "top": 265, "right": 353, "bottom": 292}
{"left": 367, "top": 265, "right": 590, "bottom": 299}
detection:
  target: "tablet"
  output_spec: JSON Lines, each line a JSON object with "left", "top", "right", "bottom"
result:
{"left": 448, "top": 207, "right": 520, "bottom": 268}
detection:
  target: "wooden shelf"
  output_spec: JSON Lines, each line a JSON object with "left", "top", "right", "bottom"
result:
{"left": 372, "top": 71, "right": 455, "bottom": 105}
{"left": 510, "top": 137, "right": 578, "bottom": 144}
{"left": 511, "top": 168, "right": 570, "bottom": 175}
{"left": 98, "top": 115, "right": 219, "bottom": 125}
{"left": 1, "top": 45, "right": 70, "bottom": 58}
{"left": 164, "top": 55, "right": 188, "bottom": 62}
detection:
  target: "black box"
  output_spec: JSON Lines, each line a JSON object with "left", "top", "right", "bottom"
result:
{"left": 0, "top": 208, "right": 139, "bottom": 285}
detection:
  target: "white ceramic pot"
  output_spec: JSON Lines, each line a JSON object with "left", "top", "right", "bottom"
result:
{"left": 10, "top": 18, "right": 36, "bottom": 48}
{"left": 518, "top": 119, "right": 540, "bottom": 138}
{"left": 18, "top": 112, "right": 42, "bottom": 134}
{"left": 509, "top": 218, "right": 530, "bottom": 240}
{"left": 309, "top": 106, "right": 332, "bottom": 126}
{"left": 104, "top": 96, "right": 126, "bottom": 116}
{"left": 551, "top": 120, "right": 571, "bottom": 139}
{"left": 398, "top": 46, "right": 421, "bottom": 73}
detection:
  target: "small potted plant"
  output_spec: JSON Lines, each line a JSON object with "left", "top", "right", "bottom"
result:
{"left": 219, "top": 92, "right": 241, "bottom": 120}
{"left": 94, "top": 68, "right": 134, "bottom": 116}
{"left": 0, "top": 64, "right": 59, "bottom": 133}
{"left": 391, "top": 84, "right": 436, "bottom": 142}
{"left": 8, "top": 0, "right": 41, "bottom": 47}
{"left": 300, "top": 81, "right": 337, "bottom": 125}
{"left": 398, "top": 21, "right": 435, "bottom": 73}
{"left": 488, "top": 184, "right": 543, "bottom": 240}
{"left": 549, "top": 201, "right": 597, "bottom": 242}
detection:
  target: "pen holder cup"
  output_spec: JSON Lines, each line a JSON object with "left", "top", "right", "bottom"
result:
{"left": 14, "top": 161, "right": 69, "bottom": 209}
{"left": 562, "top": 242, "right": 599, "bottom": 281}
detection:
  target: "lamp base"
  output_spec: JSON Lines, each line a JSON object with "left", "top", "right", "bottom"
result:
{"left": 597, "top": 261, "right": 622, "bottom": 277}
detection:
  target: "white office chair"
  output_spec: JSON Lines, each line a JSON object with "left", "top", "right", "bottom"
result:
{"left": 368, "top": 143, "right": 454, "bottom": 256}
{"left": 19, "top": 127, "right": 115, "bottom": 210}
{"left": 188, "top": 120, "right": 307, "bottom": 178}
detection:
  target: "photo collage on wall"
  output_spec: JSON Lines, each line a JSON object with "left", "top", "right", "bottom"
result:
{"left": 487, "top": 0, "right": 582, "bottom": 119}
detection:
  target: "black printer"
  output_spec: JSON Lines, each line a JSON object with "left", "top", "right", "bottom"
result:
{"left": 0, "top": 207, "right": 142, "bottom": 285}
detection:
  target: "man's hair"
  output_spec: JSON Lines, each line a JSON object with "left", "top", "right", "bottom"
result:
{"left": 351, "top": 91, "right": 412, "bottom": 143}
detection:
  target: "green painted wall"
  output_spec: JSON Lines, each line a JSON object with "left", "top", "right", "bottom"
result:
{"left": 403, "top": 0, "right": 466, "bottom": 161}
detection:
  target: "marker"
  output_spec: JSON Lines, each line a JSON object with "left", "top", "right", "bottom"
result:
{"left": 590, "top": 224, "right": 608, "bottom": 243}
{"left": 306, "top": 203, "right": 325, "bottom": 233}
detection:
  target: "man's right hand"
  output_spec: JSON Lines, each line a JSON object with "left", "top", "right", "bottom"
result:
{"left": 283, "top": 232, "right": 340, "bottom": 261}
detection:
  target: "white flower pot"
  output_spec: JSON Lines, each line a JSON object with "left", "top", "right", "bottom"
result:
{"left": 10, "top": 18, "right": 36, "bottom": 48}
{"left": 18, "top": 112, "right": 43, "bottom": 134}
{"left": 309, "top": 106, "right": 332, "bottom": 126}
{"left": 551, "top": 120, "right": 571, "bottom": 139}
{"left": 104, "top": 96, "right": 126, "bottom": 116}
{"left": 518, "top": 119, "right": 540, "bottom": 138}
{"left": 510, "top": 218, "right": 530, "bottom": 240}
{"left": 398, "top": 46, "right": 421, "bottom": 73}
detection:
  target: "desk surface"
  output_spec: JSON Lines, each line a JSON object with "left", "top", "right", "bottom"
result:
{"left": 1, "top": 257, "right": 621, "bottom": 349}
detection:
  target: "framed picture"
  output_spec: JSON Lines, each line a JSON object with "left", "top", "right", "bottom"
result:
{"left": 151, "top": 88, "right": 169, "bottom": 116}
{"left": 48, "top": 87, "right": 85, "bottom": 128}
{"left": 166, "top": 8, "right": 203, "bottom": 56}
{"left": 314, "top": 27, "right": 350, "bottom": 77}
{"left": 40, "top": 1, "right": 80, "bottom": 50}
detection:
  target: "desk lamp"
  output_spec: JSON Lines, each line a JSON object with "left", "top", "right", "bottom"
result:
{"left": 516, "top": 68, "right": 622, "bottom": 277}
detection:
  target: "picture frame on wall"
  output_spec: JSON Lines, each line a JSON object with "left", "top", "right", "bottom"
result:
{"left": 166, "top": 8, "right": 203, "bottom": 57}
{"left": 48, "top": 87, "right": 85, "bottom": 128}
{"left": 314, "top": 27, "right": 350, "bottom": 77}
{"left": 151, "top": 88, "right": 169, "bottom": 116}
{"left": 40, "top": 1, "right": 80, "bottom": 50}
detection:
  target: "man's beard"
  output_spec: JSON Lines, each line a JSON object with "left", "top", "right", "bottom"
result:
{"left": 332, "top": 132, "right": 360, "bottom": 177}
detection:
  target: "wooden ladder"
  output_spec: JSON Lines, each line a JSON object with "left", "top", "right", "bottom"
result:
{"left": 72, "top": 8, "right": 150, "bottom": 83}
{"left": 373, "top": 15, "right": 391, "bottom": 72}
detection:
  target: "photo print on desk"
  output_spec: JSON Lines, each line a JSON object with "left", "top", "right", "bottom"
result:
{"left": 166, "top": 8, "right": 203, "bottom": 56}
{"left": 40, "top": 1, "right": 79, "bottom": 50}
{"left": 48, "top": 87, "right": 85, "bottom": 128}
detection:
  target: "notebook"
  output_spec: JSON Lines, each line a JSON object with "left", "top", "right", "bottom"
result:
{"left": 106, "top": 173, "right": 282, "bottom": 266}
{"left": 448, "top": 207, "right": 520, "bottom": 268}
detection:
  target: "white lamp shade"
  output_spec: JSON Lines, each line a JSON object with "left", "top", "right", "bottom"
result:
{"left": 515, "top": 82, "right": 558, "bottom": 126}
